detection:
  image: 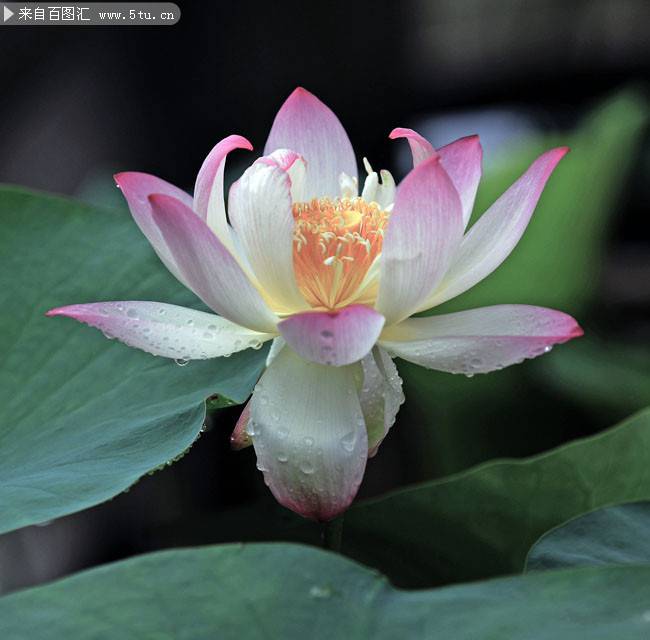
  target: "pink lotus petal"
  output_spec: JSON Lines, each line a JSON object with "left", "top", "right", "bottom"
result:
{"left": 229, "top": 158, "right": 309, "bottom": 313}
{"left": 258, "top": 148, "right": 301, "bottom": 172}
{"left": 278, "top": 305, "right": 385, "bottom": 366}
{"left": 231, "top": 400, "right": 253, "bottom": 450}
{"left": 422, "top": 147, "right": 569, "bottom": 310}
{"left": 249, "top": 347, "right": 367, "bottom": 521}
{"left": 376, "top": 155, "right": 464, "bottom": 325}
{"left": 437, "top": 135, "right": 483, "bottom": 228}
{"left": 193, "top": 134, "right": 253, "bottom": 248}
{"left": 380, "top": 304, "right": 583, "bottom": 374}
{"left": 264, "top": 87, "right": 357, "bottom": 200}
{"left": 389, "top": 127, "right": 437, "bottom": 165}
{"left": 149, "top": 194, "right": 278, "bottom": 334}
{"left": 390, "top": 129, "right": 482, "bottom": 228}
{"left": 114, "top": 172, "right": 193, "bottom": 286}
{"left": 46, "top": 301, "right": 271, "bottom": 360}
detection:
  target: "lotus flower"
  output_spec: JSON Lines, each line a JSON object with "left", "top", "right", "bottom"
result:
{"left": 47, "top": 87, "right": 582, "bottom": 521}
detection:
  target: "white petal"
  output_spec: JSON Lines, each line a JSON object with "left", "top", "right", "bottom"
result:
{"left": 249, "top": 347, "right": 367, "bottom": 521}
{"left": 375, "top": 170, "right": 396, "bottom": 209}
{"left": 229, "top": 159, "right": 309, "bottom": 313}
{"left": 359, "top": 347, "right": 405, "bottom": 457}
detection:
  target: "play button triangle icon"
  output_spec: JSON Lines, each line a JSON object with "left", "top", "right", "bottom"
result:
{"left": 3, "top": 5, "right": 14, "bottom": 21}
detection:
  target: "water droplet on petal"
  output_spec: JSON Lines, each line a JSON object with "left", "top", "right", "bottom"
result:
{"left": 175, "top": 358, "right": 189, "bottom": 367}
{"left": 300, "top": 460, "right": 315, "bottom": 475}
{"left": 126, "top": 308, "right": 138, "bottom": 318}
{"left": 340, "top": 432, "right": 356, "bottom": 453}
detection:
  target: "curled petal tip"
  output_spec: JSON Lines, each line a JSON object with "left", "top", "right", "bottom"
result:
{"left": 45, "top": 306, "right": 77, "bottom": 318}
{"left": 221, "top": 133, "right": 254, "bottom": 152}
{"left": 570, "top": 322, "right": 584, "bottom": 339}
{"left": 231, "top": 401, "right": 253, "bottom": 451}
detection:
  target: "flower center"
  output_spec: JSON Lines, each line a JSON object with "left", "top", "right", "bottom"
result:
{"left": 292, "top": 197, "right": 389, "bottom": 310}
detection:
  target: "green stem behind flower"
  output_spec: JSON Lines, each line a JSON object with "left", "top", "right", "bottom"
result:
{"left": 323, "top": 515, "right": 344, "bottom": 552}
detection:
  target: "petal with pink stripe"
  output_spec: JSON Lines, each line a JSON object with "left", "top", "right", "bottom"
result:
{"left": 380, "top": 304, "right": 583, "bottom": 374}
{"left": 193, "top": 135, "right": 253, "bottom": 252}
{"left": 46, "top": 301, "right": 272, "bottom": 360}
{"left": 390, "top": 129, "right": 482, "bottom": 228}
{"left": 114, "top": 172, "right": 193, "bottom": 286}
{"left": 422, "top": 147, "right": 569, "bottom": 310}
{"left": 376, "top": 156, "right": 463, "bottom": 325}
{"left": 149, "top": 194, "right": 278, "bottom": 333}
{"left": 264, "top": 87, "right": 357, "bottom": 200}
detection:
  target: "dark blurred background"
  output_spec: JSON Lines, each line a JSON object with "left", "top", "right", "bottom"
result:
{"left": 1, "top": 0, "right": 649, "bottom": 594}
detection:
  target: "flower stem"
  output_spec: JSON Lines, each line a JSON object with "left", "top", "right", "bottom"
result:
{"left": 323, "top": 514, "right": 344, "bottom": 552}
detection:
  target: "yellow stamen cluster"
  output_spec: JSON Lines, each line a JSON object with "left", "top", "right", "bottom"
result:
{"left": 292, "top": 197, "right": 389, "bottom": 310}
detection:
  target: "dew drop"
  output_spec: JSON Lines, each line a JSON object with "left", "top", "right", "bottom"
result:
{"left": 465, "top": 373, "right": 474, "bottom": 378}
{"left": 175, "top": 358, "right": 189, "bottom": 367}
{"left": 277, "top": 452, "right": 288, "bottom": 463}
{"left": 126, "top": 308, "right": 138, "bottom": 318}
{"left": 340, "top": 432, "right": 356, "bottom": 453}
{"left": 277, "top": 427, "right": 288, "bottom": 440}
{"left": 300, "top": 460, "right": 315, "bottom": 475}
{"left": 320, "top": 330, "right": 334, "bottom": 339}
{"left": 186, "top": 319, "right": 194, "bottom": 326}
{"left": 203, "top": 331, "right": 214, "bottom": 339}
{"left": 304, "top": 436, "right": 314, "bottom": 447}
